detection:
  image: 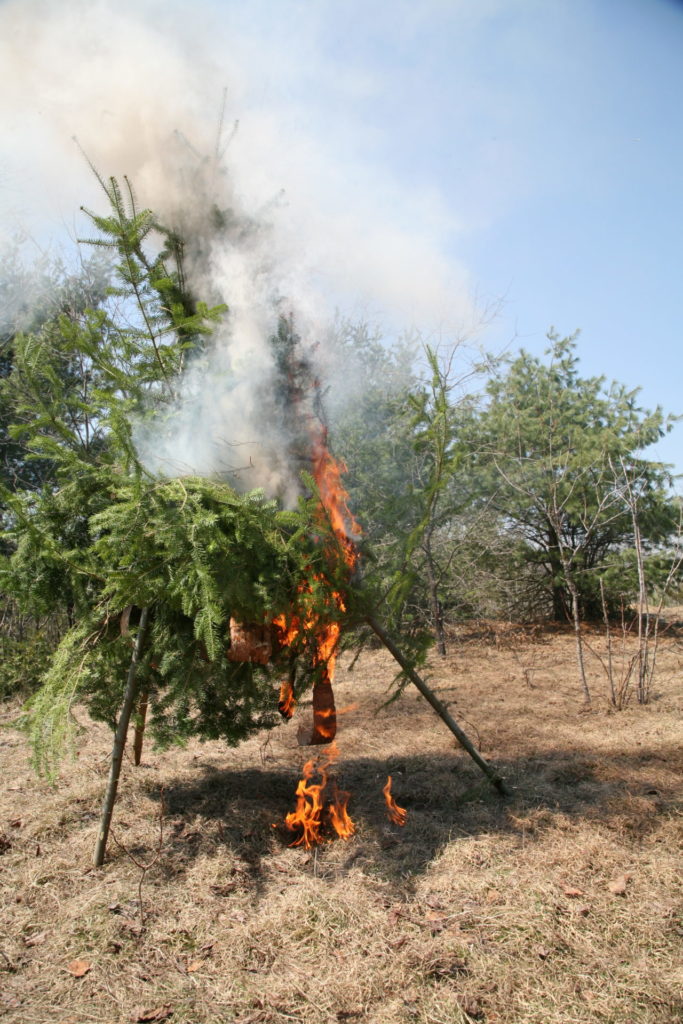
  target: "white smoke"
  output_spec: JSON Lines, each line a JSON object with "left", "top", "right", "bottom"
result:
{"left": 0, "top": 0, "right": 475, "bottom": 499}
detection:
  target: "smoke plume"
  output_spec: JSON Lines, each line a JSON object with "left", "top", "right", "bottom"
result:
{"left": 0, "top": 0, "right": 474, "bottom": 501}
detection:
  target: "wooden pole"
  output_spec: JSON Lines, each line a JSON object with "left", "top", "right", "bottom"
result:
{"left": 94, "top": 606, "right": 150, "bottom": 867}
{"left": 365, "top": 614, "right": 508, "bottom": 796}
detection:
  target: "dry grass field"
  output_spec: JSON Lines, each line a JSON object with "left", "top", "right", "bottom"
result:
{"left": 1, "top": 621, "right": 682, "bottom": 1024}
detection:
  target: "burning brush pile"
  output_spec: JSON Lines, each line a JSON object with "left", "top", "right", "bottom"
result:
{"left": 225, "top": 326, "right": 407, "bottom": 847}
{"left": 17, "top": 183, "right": 498, "bottom": 873}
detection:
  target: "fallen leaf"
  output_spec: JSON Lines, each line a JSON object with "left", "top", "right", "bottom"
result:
{"left": 563, "top": 886, "right": 585, "bottom": 898}
{"left": 608, "top": 874, "right": 630, "bottom": 896}
{"left": 402, "top": 986, "right": 419, "bottom": 1005}
{"left": 425, "top": 911, "right": 447, "bottom": 933}
{"left": 210, "top": 883, "right": 237, "bottom": 897}
{"left": 134, "top": 1007, "right": 173, "bottom": 1023}
{"left": 67, "top": 959, "right": 92, "bottom": 978}
{"left": 120, "top": 918, "right": 143, "bottom": 937}
{"left": 577, "top": 905, "right": 591, "bottom": 916}
{"left": 186, "top": 960, "right": 202, "bottom": 973}
{"left": 456, "top": 996, "right": 482, "bottom": 1020}
{"left": 427, "top": 957, "right": 468, "bottom": 979}
{"left": 535, "top": 945, "right": 551, "bottom": 960}
{"left": 387, "top": 904, "right": 403, "bottom": 926}
{"left": 388, "top": 935, "right": 407, "bottom": 950}
{"left": 426, "top": 894, "right": 445, "bottom": 909}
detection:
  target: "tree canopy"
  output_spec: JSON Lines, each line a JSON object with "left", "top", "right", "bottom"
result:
{"left": 474, "top": 332, "right": 678, "bottom": 619}
{"left": 1, "top": 178, "right": 360, "bottom": 776}
{"left": 331, "top": 330, "right": 680, "bottom": 631}
{"left": 3, "top": 179, "right": 681, "bottom": 751}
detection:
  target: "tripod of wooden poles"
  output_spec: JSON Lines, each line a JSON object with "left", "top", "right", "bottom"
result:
{"left": 93, "top": 608, "right": 507, "bottom": 867}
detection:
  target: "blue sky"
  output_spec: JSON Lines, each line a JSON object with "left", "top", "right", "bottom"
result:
{"left": 1, "top": 0, "right": 682, "bottom": 473}
{"left": 230, "top": 0, "right": 683, "bottom": 468}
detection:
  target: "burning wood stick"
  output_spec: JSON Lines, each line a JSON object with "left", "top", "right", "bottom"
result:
{"left": 365, "top": 614, "right": 509, "bottom": 797}
{"left": 309, "top": 677, "right": 337, "bottom": 744}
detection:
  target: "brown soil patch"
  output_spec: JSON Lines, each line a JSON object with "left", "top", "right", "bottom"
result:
{"left": 1, "top": 623, "right": 682, "bottom": 1024}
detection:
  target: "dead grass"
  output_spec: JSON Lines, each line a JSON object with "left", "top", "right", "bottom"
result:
{"left": 1, "top": 622, "right": 682, "bottom": 1024}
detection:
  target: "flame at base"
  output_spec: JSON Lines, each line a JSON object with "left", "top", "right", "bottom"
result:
{"left": 383, "top": 775, "right": 407, "bottom": 826}
{"left": 327, "top": 780, "right": 354, "bottom": 839}
{"left": 284, "top": 744, "right": 355, "bottom": 848}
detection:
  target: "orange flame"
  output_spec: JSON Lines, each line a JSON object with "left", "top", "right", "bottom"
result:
{"left": 274, "top": 426, "right": 360, "bottom": 743}
{"left": 311, "top": 437, "right": 361, "bottom": 568}
{"left": 284, "top": 745, "right": 355, "bottom": 848}
{"left": 383, "top": 776, "right": 407, "bottom": 826}
{"left": 278, "top": 424, "right": 361, "bottom": 841}
{"left": 285, "top": 759, "right": 325, "bottom": 848}
{"left": 278, "top": 679, "right": 296, "bottom": 719}
{"left": 327, "top": 781, "right": 355, "bottom": 840}
{"left": 273, "top": 613, "right": 300, "bottom": 647}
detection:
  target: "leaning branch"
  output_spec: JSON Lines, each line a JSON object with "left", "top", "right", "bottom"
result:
{"left": 365, "top": 614, "right": 509, "bottom": 796}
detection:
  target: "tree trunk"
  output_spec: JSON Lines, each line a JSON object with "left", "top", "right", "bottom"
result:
{"left": 133, "top": 690, "right": 149, "bottom": 766}
{"left": 94, "top": 606, "right": 149, "bottom": 867}
{"left": 565, "top": 576, "right": 591, "bottom": 705}
{"left": 365, "top": 614, "right": 508, "bottom": 796}
{"left": 425, "top": 546, "right": 447, "bottom": 657}
{"left": 551, "top": 583, "right": 567, "bottom": 622}
{"left": 631, "top": 512, "right": 650, "bottom": 704}
{"left": 548, "top": 540, "right": 567, "bottom": 620}
{"left": 600, "top": 578, "right": 617, "bottom": 708}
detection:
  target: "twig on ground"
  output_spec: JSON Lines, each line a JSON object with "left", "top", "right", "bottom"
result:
{"left": 109, "top": 786, "right": 166, "bottom": 930}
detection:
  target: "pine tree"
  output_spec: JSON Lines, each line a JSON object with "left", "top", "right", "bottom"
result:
{"left": 475, "top": 332, "right": 678, "bottom": 621}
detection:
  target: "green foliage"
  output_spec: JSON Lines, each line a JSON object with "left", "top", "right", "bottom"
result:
{"left": 0, "top": 247, "right": 112, "bottom": 501}
{"left": 21, "top": 619, "right": 97, "bottom": 775}
{"left": 332, "top": 335, "right": 480, "bottom": 648}
{"left": 333, "top": 327, "right": 681, "bottom": 631}
{"left": 14, "top": 473, "right": 344, "bottom": 777}
{"left": 2, "top": 178, "right": 354, "bottom": 776}
{"left": 474, "top": 332, "right": 679, "bottom": 619}
{"left": 0, "top": 629, "right": 55, "bottom": 701}
{"left": 330, "top": 325, "right": 422, "bottom": 612}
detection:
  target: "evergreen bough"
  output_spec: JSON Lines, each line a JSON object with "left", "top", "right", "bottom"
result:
{"left": 1, "top": 177, "right": 356, "bottom": 780}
